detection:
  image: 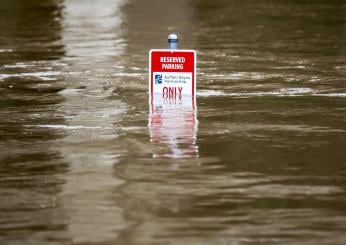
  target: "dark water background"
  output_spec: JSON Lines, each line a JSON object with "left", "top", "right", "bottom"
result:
{"left": 0, "top": 0, "right": 346, "bottom": 244}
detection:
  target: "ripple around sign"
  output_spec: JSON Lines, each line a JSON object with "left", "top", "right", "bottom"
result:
{"left": 197, "top": 89, "right": 346, "bottom": 98}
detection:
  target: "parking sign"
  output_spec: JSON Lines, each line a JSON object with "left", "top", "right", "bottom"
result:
{"left": 149, "top": 49, "right": 197, "bottom": 99}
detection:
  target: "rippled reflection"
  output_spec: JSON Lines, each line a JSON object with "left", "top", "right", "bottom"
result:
{"left": 59, "top": 0, "right": 127, "bottom": 243}
{"left": 149, "top": 95, "right": 198, "bottom": 159}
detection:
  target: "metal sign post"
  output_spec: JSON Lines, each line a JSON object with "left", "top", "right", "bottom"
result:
{"left": 149, "top": 34, "right": 197, "bottom": 99}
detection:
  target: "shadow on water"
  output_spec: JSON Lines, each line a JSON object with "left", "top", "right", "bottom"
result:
{"left": 0, "top": 0, "right": 71, "bottom": 244}
{"left": 193, "top": 0, "right": 346, "bottom": 96}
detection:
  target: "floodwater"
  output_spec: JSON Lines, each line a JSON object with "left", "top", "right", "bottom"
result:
{"left": 1, "top": 0, "right": 346, "bottom": 244}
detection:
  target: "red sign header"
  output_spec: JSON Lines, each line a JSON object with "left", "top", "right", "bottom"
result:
{"left": 151, "top": 50, "right": 195, "bottom": 73}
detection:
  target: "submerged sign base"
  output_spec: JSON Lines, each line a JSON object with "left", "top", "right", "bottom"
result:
{"left": 149, "top": 49, "right": 196, "bottom": 99}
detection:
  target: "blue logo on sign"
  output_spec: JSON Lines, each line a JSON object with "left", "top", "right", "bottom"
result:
{"left": 155, "top": 74, "right": 162, "bottom": 84}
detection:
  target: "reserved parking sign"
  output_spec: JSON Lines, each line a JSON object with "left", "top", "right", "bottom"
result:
{"left": 149, "top": 49, "right": 196, "bottom": 98}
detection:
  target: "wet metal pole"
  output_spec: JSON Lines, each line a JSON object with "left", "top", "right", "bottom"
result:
{"left": 168, "top": 34, "right": 178, "bottom": 50}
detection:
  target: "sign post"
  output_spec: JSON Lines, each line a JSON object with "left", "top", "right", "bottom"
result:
{"left": 149, "top": 34, "right": 197, "bottom": 100}
{"left": 148, "top": 34, "right": 199, "bottom": 158}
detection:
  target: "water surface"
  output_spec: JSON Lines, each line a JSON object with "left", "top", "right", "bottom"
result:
{"left": 1, "top": 0, "right": 346, "bottom": 244}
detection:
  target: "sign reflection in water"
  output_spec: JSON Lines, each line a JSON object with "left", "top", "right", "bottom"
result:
{"left": 149, "top": 95, "right": 199, "bottom": 159}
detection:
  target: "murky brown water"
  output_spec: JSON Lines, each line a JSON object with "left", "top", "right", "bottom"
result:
{"left": 1, "top": 0, "right": 346, "bottom": 244}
